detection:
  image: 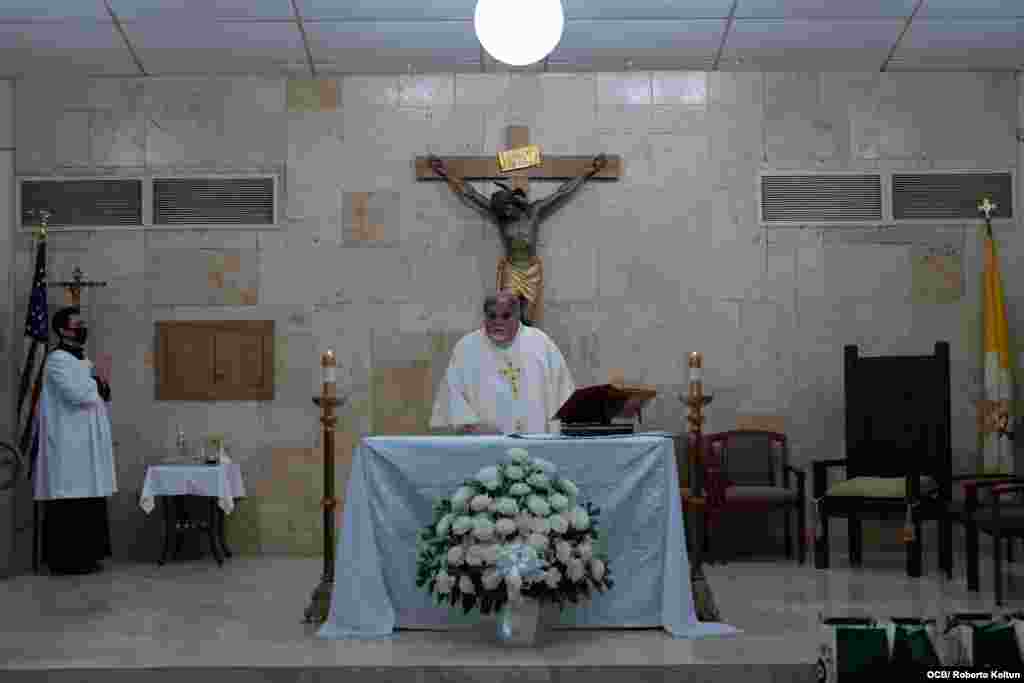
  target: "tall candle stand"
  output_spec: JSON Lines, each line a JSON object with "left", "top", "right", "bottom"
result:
{"left": 304, "top": 349, "right": 347, "bottom": 625}
{"left": 679, "top": 351, "right": 720, "bottom": 622}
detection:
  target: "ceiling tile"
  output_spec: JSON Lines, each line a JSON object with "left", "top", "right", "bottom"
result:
{"left": 122, "top": 19, "right": 303, "bottom": 51}
{"left": 107, "top": 0, "right": 295, "bottom": 20}
{"left": 0, "top": 1, "right": 108, "bottom": 20}
{"left": 297, "top": 0, "right": 473, "bottom": 21}
{"left": 559, "top": 19, "right": 725, "bottom": 50}
{"left": 735, "top": 0, "right": 918, "bottom": 17}
{"left": 728, "top": 19, "right": 904, "bottom": 48}
{"left": 918, "top": 0, "right": 1024, "bottom": 18}
{"left": 0, "top": 20, "right": 123, "bottom": 49}
{"left": 304, "top": 20, "right": 479, "bottom": 53}
{"left": 901, "top": 19, "right": 1023, "bottom": 49}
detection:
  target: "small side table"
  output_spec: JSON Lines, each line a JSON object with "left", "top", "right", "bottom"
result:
{"left": 140, "top": 463, "right": 246, "bottom": 566}
{"left": 956, "top": 475, "right": 1023, "bottom": 592}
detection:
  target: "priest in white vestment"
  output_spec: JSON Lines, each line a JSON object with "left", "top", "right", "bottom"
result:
{"left": 431, "top": 290, "right": 575, "bottom": 434}
{"left": 33, "top": 306, "right": 116, "bottom": 575}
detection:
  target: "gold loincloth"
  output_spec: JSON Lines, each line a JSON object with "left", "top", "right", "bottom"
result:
{"left": 497, "top": 256, "right": 544, "bottom": 324}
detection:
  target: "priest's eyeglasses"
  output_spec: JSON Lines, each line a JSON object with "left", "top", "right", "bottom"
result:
{"left": 485, "top": 312, "right": 515, "bottom": 321}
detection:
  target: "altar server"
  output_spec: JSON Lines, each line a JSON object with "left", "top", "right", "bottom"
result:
{"left": 431, "top": 290, "right": 575, "bottom": 434}
{"left": 33, "top": 306, "right": 116, "bottom": 575}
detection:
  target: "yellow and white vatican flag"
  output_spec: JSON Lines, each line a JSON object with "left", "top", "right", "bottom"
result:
{"left": 979, "top": 197, "right": 1014, "bottom": 474}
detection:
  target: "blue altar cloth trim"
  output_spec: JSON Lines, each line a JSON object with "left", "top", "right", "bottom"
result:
{"left": 316, "top": 435, "right": 736, "bottom": 640}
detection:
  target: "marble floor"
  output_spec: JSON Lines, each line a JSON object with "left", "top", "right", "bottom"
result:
{"left": 0, "top": 544, "right": 1020, "bottom": 680}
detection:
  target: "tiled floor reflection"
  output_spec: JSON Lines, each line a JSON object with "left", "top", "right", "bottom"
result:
{"left": 1, "top": 545, "right": 1020, "bottom": 671}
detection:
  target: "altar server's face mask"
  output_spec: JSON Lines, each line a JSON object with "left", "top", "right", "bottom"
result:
{"left": 484, "top": 298, "right": 520, "bottom": 347}
{"left": 61, "top": 317, "right": 88, "bottom": 346}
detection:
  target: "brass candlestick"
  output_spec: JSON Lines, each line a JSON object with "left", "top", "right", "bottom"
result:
{"left": 304, "top": 349, "right": 346, "bottom": 625}
{"left": 679, "top": 351, "right": 720, "bottom": 622}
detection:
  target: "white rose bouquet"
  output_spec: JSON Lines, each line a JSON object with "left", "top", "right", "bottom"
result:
{"left": 415, "top": 447, "right": 614, "bottom": 615}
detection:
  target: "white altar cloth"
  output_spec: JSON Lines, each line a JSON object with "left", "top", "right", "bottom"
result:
{"left": 317, "top": 434, "right": 738, "bottom": 640}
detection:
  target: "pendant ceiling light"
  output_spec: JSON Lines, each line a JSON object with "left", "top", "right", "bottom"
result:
{"left": 474, "top": 0, "right": 564, "bottom": 67}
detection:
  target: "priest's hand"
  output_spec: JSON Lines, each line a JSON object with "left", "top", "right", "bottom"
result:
{"left": 95, "top": 377, "right": 111, "bottom": 403}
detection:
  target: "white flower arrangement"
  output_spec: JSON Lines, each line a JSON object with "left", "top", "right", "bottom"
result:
{"left": 415, "top": 447, "right": 615, "bottom": 615}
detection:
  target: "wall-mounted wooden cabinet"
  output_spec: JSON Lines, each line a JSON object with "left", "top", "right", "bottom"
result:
{"left": 156, "top": 321, "right": 274, "bottom": 401}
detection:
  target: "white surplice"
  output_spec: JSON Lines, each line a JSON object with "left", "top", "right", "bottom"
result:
{"left": 430, "top": 326, "right": 575, "bottom": 434}
{"left": 33, "top": 350, "right": 117, "bottom": 501}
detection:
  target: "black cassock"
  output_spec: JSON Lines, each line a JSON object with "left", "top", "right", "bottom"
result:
{"left": 43, "top": 497, "right": 112, "bottom": 574}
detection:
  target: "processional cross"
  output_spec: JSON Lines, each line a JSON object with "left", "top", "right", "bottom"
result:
{"left": 415, "top": 125, "right": 621, "bottom": 325}
{"left": 48, "top": 266, "right": 108, "bottom": 306}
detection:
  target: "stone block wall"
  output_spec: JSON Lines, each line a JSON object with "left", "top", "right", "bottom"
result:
{"left": 3, "top": 71, "right": 1021, "bottom": 560}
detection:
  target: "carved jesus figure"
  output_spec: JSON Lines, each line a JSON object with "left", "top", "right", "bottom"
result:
{"left": 428, "top": 153, "right": 608, "bottom": 326}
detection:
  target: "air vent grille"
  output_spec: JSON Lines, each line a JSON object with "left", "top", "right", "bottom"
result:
{"left": 761, "top": 174, "right": 883, "bottom": 223}
{"left": 892, "top": 172, "right": 1013, "bottom": 220}
{"left": 20, "top": 179, "right": 142, "bottom": 227}
{"left": 154, "top": 177, "right": 275, "bottom": 225}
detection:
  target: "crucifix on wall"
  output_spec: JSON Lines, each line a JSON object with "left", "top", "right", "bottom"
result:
{"left": 415, "top": 125, "right": 621, "bottom": 326}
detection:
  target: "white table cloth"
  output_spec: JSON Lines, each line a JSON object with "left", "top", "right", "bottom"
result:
{"left": 140, "top": 464, "right": 246, "bottom": 514}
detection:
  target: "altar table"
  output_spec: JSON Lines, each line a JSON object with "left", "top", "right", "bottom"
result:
{"left": 317, "top": 434, "right": 738, "bottom": 640}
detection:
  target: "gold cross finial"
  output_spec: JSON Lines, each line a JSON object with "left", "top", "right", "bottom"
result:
{"left": 978, "top": 196, "right": 998, "bottom": 219}
{"left": 31, "top": 208, "right": 52, "bottom": 241}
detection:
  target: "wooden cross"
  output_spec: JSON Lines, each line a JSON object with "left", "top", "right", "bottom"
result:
{"left": 414, "top": 125, "right": 621, "bottom": 191}
{"left": 48, "top": 266, "right": 108, "bottom": 306}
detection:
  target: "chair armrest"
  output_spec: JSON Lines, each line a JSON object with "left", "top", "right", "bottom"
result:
{"left": 783, "top": 464, "right": 807, "bottom": 498}
{"left": 812, "top": 459, "right": 846, "bottom": 498}
{"left": 814, "top": 459, "right": 847, "bottom": 467}
{"left": 989, "top": 484, "right": 1024, "bottom": 498}
{"left": 958, "top": 477, "right": 1024, "bottom": 506}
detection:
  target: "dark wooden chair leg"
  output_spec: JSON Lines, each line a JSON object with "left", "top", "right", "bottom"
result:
{"left": 1007, "top": 537, "right": 1014, "bottom": 564}
{"left": 797, "top": 501, "right": 807, "bottom": 565}
{"left": 939, "top": 516, "right": 953, "bottom": 579}
{"left": 906, "top": 520, "right": 923, "bottom": 578}
{"left": 158, "top": 496, "right": 175, "bottom": 565}
{"left": 816, "top": 515, "right": 830, "bottom": 569}
{"left": 702, "top": 514, "right": 710, "bottom": 556}
{"left": 784, "top": 507, "right": 793, "bottom": 559}
{"left": 849, "top": 515, "right": 863, "bottom": 566}
{"left": 995, "top": 530, "right": 1004, "bottom": 606}
{"left": 966, "top": 519, "right": 980, "bottom": 592}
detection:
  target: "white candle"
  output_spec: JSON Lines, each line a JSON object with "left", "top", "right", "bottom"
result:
{"left": 321, "top": 349, "right": 337, "bottom": 384}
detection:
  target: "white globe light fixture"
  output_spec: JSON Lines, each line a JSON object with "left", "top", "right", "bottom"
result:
{"left": 474, "top": 0, "right": 564, "bottom": 67}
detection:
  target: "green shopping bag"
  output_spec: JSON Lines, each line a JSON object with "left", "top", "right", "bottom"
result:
{"left": 942, "top": 613, "right": 1024, "bottom": 668}
{"left": 817, "top": 617, "right": 891, "bottom": 682}
{"left": 973, "top": 619, "right": 1024, "bottom": 668}
{"left": 887, "top": 618, "right": 942, "bottom": 671}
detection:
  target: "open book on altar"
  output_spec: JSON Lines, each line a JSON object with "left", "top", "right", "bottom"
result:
{"left": 553, "top": 383, "right": 658, "bottom": 436}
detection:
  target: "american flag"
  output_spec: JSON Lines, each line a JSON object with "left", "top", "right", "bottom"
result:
{"left": 15, "top": 239, "right": 49, "bottom": 475}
